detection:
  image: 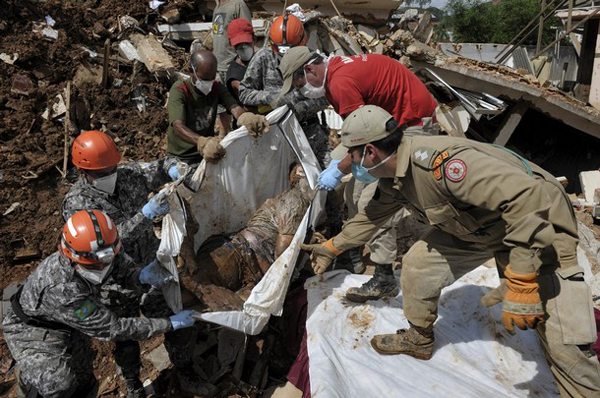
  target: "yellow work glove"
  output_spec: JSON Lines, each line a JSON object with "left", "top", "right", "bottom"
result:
{"left": 299, "top": 238, "right": 343, "bottom": 275}
{"left": 197, "top": 136, "right": 225, "bottom": 163}
{"left": 237, "top": 112, "right": 270, "bottom": 138}
{"left": 502, "top": 265, "right": 544, "bottom": 334}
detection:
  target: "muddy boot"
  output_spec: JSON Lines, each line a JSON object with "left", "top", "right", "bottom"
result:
{"left": 370, "top": 324, "right": 434, "bottom": 360}
{"left": 176, "top": 369, "right": 218, "bottom": 397}
{"left": 124, "top": 377, "right": 145, "bottom": 398}
{"left": 345, "top": 263, "right": 398, "bottom": 303}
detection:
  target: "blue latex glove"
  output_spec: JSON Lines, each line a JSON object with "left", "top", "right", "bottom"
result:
{"left": 317, "top": 159, "right": 345, "bottom": 191}
{"left": 169, "top": 310, "right": 198, "bottom": 330}
{"left": 168, "top": 165, "right": 181, "bottom": 181}
{"left": 142, "top": 191, "right": 170, "bottom": 220}
{"left": 139, "top": 259, "right": 174, "bottom": 288}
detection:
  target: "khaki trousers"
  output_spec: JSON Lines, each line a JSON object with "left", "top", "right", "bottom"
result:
{"left": 344, "top": 178, "right": 405, "bottom": 264}
{"left": 402, "top": 227, "right": 600, "bottom": 398}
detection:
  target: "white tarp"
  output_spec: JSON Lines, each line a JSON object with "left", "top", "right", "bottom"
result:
{"left": 160, "top": 106, "right": 325, "bottom": 334}
{"left": 305, "top": 266, "right": 560, "bottom": 398}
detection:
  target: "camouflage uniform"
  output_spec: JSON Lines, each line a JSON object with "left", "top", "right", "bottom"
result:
{"left": 62, "top": 159, "right": 172, "bottom": 265}
{"left": 3, "top": 252, "right": 171, "bottom": 398}
{"left": 238, "top": 46, "right": 331, "bottom": 167}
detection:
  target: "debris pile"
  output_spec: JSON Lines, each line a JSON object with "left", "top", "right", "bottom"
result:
{"left": 2, "top": 0, "right": 600, "bottom": 396}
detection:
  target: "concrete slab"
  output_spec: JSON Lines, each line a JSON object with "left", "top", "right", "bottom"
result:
{"left": 580, "top": 170, "right": 600, "bottom": 203}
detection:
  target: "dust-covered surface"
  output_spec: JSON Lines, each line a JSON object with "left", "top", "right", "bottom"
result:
{"left": 305, "top": 268, "right": 560, "bottom": 397}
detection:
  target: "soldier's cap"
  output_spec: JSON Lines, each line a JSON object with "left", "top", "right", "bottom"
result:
{"left": 278, "top": 46, "right": 315, "bottom": 96}
{"left": 331, "top": 105, "right": 396, "bottom": 160}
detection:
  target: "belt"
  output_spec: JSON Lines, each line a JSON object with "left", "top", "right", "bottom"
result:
{"left": 11, "top": 287, "right": 71, "bottom": 331}
{"left": 406, "top": 114, "right": 438, "bottom": 127}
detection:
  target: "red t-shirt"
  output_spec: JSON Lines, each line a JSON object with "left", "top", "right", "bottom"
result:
{"left": 325, "top": 54, "right": 437, "bottom": 125}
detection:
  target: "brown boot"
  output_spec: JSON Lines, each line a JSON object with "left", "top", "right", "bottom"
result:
{"left": 370, "top": 325, "right": 434, "bottom": 360}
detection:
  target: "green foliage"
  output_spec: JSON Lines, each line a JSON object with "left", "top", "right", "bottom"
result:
{"left": 444, "top": 0, "right": 558, "bottom": 44}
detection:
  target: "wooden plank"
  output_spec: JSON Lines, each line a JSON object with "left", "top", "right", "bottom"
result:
{"left": 493, "top": 101, "right": 529, "bottom": 146}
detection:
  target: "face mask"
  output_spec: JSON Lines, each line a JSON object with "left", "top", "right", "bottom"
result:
{"left": 191, "top": 64, "right": 217, "bottom": 95}
{"left": 351, "top": 149, "right": 397, "bottom": 184}
{"left": 75, "top": 263, "right": 113, "bottom": 285}
{"left": 351, "top": 162, "right": 379, "bottom": 184}
{"left": 300, "top": 81, "right": 326, "bottom": 99}
{"left": 236, "top": 45, "right": 254, "bottom": 62}
{"left": 299, "top": 61, "right": 329, "bottom": 99}
{"left": 194, "top": 79, "right": 214, "bottom": 95}
{"left": 92, "top": 172, "right": 118, "bottom": 195}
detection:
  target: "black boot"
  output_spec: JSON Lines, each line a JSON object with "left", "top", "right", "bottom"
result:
{"left": 334, "top": 246, "right": 365, "bottom": 274}
{"left": 345, "top": 263, "right": 398, "bottom": 303}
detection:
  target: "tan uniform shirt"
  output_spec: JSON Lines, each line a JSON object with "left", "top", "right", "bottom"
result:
{"left": 334, "top": 136, "right": 579, "bottom": 274}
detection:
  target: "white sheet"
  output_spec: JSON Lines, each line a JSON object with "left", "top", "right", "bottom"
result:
{"left": 305, "top": 267, "right": 560, "bottom": 398}
{"left": 162, "top": 106, "right": 325, "bottom": 334}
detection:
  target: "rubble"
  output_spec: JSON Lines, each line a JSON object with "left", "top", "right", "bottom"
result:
{"left": 1, "top": 0, "right": 600, "bottom": 396}
{"left": 10, "top": 74, "right": 35, "bottom": 96}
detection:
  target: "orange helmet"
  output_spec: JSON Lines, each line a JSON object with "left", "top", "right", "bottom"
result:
{"left": 72, "top": 130, "right": 121, "bottom": 170}
{"left": 60, "top": 210, "right": 121, "bottom": 265}
{"left": 269, "top": 13, "right": 306, "bottom": 55}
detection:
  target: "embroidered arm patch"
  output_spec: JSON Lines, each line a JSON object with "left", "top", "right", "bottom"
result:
{"left": 74, "top": 299, "right": 96, "bottom": 320}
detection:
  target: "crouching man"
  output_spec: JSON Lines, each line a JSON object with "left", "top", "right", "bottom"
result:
{"left": 3, "top": 210, "right": 198, "bottom": 398}
{"left": 301, "top": 105, "right": 600, "bottom": 397}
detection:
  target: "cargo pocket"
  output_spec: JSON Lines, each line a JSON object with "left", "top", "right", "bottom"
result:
{"left": 553, "top": 266, "right": 597, "bottom": 345}
{"left": 425, "top": 203, "right": 483, "bottom": 237}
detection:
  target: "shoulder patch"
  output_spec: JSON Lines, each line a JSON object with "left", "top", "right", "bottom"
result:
{"left": 444, "top": 159, "right": 467, "bottom": 182}
{"left": 74, "top": 299, "right": 95, "bottom": 320}
{"left": 432, "top": 151, "right": 449, "bottom": 180}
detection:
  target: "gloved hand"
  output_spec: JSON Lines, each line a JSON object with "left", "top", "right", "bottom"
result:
{"left": 197, "top": 136, "right": 225, "bottom": 163}
{"left": 502, "top": 265, "right": 544, "bottom": 334}
{"left": 237, "top": 112, "right": 270, "bottom": 137}
{"left": 480, "top": 279, "right": 507, "bottom": 307}
{"left": 317, "top": 159, "right": 345, "bottom": 191}
{"left": 299, "top": 238, "right": 343, "bottom": 275}
{"left": 169, "top": 310, "right": 198, "bottom": 331}
{"left": 168, "top": 165, "right": 181, "bottom": 181}
{"left": 142, "top": 190, "right": 170, "bottom": 220}
{"left": 139, "top": 259, "right": 174, "bottom": 288}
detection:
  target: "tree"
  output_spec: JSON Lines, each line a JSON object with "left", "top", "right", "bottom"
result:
{"left": 444, "top": 0, "right": 558, "bottom": 44}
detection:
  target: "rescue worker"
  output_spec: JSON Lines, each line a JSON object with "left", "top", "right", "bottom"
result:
{"left": 237, "top": 14, "right": 330, "bottom": 167}
{"left": 166, "top": 49, "right": 269, "bottom": 165}
{"left": 226, "top": 18, "right": 256, "bottom": 104}
{"left": 3, "top": 210, "right": 198, "bottom": 398}
{"left": 301, "top": 105, "right": 600, "bottom": 398}
{"left": 62, "top": 130, "right": 215, "bottom": 397}
{"left": 62, "top": 129, "right": 176, "bottom": 266}
{"left": 211, "top": 0, "right": 251, "bottom": 136}
{"left": 279, "top": 46, "right": 439, "bottom": 302}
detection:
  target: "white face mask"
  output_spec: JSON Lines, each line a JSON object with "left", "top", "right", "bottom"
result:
{"left": 299, "top": 61, "right": 329, "bottom": 99}
{"left": 92, "top": 172, "right": 118, "bottom": 195}
{"left": 191, "top": 64, "right": 218, "bottom": 95}
{"left": 236, "top": 44, "right": 254, "bottom": 62}
{"left": 75, "top": 263, "right": 113, "bottom": 285}
{"left": 194, "top": 79, "right": 214, "bottom": 95}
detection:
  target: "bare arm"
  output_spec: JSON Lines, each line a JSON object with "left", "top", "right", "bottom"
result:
{"left": 172, "top": 120, "right": 202, "bottom": 145}
{"left": 275, "top": 234, "right": 294, "bottom": 258}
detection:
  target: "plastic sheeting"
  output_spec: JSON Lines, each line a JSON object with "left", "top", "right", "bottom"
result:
{"left": 305, "top": 267, "right": 560, "bottom": 398}
{"left": 160, "top": 106, "right": 325, "bottom": 334}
